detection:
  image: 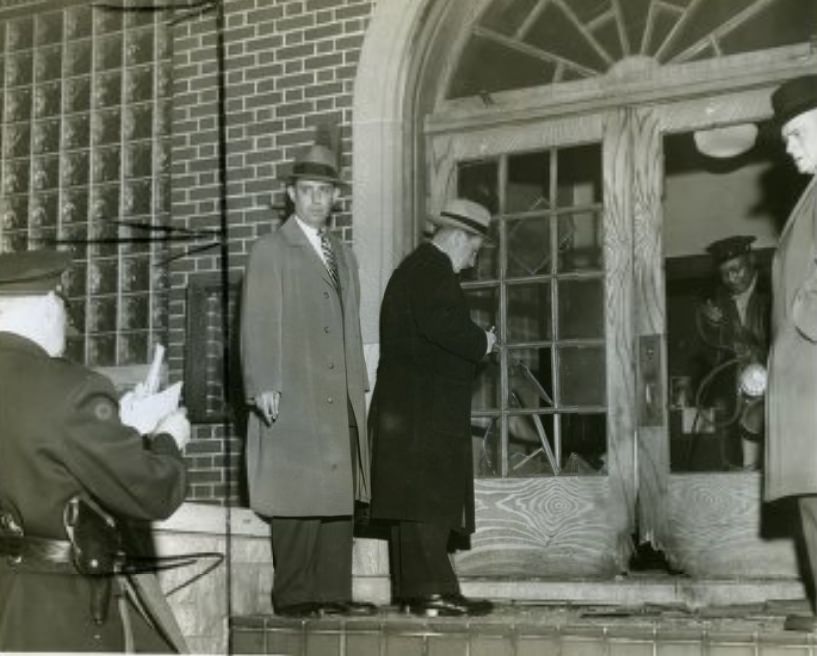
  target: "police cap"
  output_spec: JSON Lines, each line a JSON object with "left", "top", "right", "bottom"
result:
{"left": 705, "top": 235, "right": 756, "bottom": 265}
{"left": 0, "top": 250, "right": 71, "bottom": 296}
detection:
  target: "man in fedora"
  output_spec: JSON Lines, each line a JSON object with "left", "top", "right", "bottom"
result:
{"left": 368, "top": 197, "right": 497, "bottom": 617}
{"left": 763, "top": 74, "right": 817, "bottom": 630}
{"left": 0, "top": 250, "right": 190, "bottom": 651}
{"left": 240, "top": 143, "right": 374, "bottom": 617}
{"left": 699, "top": 235, "right": 770, "bottom": 470}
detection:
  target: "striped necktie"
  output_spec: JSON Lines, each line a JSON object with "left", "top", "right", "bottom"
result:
{"left": 320, "top": 229, "right": 339, "bottom": 289}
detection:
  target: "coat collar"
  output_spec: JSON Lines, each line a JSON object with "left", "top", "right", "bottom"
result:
{"left": 279, "top": 215, "right": 350, "bottom": 293}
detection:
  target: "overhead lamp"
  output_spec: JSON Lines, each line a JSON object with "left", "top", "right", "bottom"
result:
{"left": 693, "top": 123, "right": 758, "bottom": 159}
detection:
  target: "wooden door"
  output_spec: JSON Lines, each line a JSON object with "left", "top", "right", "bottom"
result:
{"left": 633, "top": 89, "right": 801, "bottom": 579}
{"left": 427, "top": 111, "right": 639, "bottom": 578}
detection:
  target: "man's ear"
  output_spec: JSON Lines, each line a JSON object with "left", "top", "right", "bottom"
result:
{"left": 332, "top": 186, "right": 341, "bottom": 203}
{"left": 286, "top": 185, "right": 296, "bottom": 203}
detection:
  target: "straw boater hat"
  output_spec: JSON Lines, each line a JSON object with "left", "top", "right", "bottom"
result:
{"left": 284, "top": 144, "right": 346, "bottom": 186}
{"left": 771, "top": 74, "right": 817, "bottom": 128}
{"left": 429, "top": 198, "right": 492, "bottom": 238}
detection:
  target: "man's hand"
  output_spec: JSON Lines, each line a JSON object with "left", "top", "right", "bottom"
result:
{"left": 254, "top": 390, "right": 281, "bottom": 425}
{"left": 153, "top": 408, "right": 191, "bottom": 451}
{"left": 485, "top": 326, "right": 497, "bottom": 356}
{"left": 702, "top": 299, "right": 724, "bottom": 325}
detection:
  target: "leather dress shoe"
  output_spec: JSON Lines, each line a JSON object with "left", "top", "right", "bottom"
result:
{"left": 447, "top": 593, "right": 493, "bottom": 616}
{"left": 320, "top": 601, "right": 378, "bottom": 617}
{"left": 784, "top": 614, "right": 817, "bottom": 632}
{"left": 275, "top": 602, "right": 320, "bottom": 618}
{"left": 404, "top": 594, "right": 468, "bottom": 617}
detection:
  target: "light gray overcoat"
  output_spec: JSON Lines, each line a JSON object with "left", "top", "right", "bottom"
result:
{"left": 240, "top": 217, "right": 370, "bottom": 516}
{"left": 765, "top": 178, "right": 817, "bottom": 501}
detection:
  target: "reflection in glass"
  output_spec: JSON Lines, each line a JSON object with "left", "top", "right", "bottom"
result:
{"left": 508, "top": 151, "right": 549, "bottom": 214}
{"left": 557, "top": 143, "right": 602, "bottom": 207}
{"left": 507, "top": 215, "right": 551, "bottom": 277}
{"left": 507, "top": 412, "right": 556, "bottom": 477}
{"left": 458, "top": 158, "right": 498, "bottom": 214}
{"left": 120, "top": 332, "right": 148, "bottom": 365}
{"left": 558, "top": 211, "right": 603, "bottom": 272}
{"left": 559, "top": 346, "right": 605, "bottom": 406}
{"left": 508, "top": 282, "right": 551, "bottom": 343}
{"left": 558, "top": 279, "right": 603, "bottom": 339}
{"left": 560, "top": 413, "right": 606, "bottom": 473}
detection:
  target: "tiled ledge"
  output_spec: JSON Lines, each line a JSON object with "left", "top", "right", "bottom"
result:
{"left": 232, "top": 601, "right": 817, "bottom": 656}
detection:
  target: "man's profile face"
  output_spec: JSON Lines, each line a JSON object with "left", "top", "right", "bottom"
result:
{"left": 288, "top": 178, "right": 338, "bottom": 229}
{"left": 782, "top": 109, "right": 817, "bottom": 175}
{"left": 719, "top": 254, "right": 755, "bottom": 295}
{"left": 452, "top": 232, "right": 484, "bottom": 273}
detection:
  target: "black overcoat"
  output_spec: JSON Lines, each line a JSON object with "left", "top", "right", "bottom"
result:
{"left": 369, "top": 243, "right": 487, "bottom": 534}
{"left": 0, "top": 332, "right": 187, "bottom": 652}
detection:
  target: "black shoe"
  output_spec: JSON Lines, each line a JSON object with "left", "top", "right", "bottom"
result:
{"left": 275, "top": 602, "right": 320, "bottom": 618}
{"left": 785, "top": 614, "right": 817, "bottom": 632}
{"left": 446, "top": 593, "right": 493, "bottom": 616}
{"left": 406, "top": 594, "right": 468, "bottom": 617}
{"left": 320, "top": 601, "right": 378, "bottom": 617}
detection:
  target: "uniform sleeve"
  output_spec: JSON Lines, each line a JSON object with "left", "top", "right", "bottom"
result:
{"left": 412, "top": 265, "right": 487, "bottom": 363}
{"left": 59, "top": 372, "right": 187, "bottom": 521}
{"left": 241, "top": 236, "right": 284, "bottom": 398}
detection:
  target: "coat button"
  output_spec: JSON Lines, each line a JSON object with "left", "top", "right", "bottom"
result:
{"left": 323, "top": 291, "right": 330, "bottom": 299}
{"left": 328, "top": 362, "right": 335, "bottom": 369}
{"left": 324, "top": 326, "right": 330, "bottom": 333}
{"left": 327, "top": 397, "right": 333, "bottom": 404}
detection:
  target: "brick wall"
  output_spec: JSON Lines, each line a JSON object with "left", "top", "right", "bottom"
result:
{"left": 170, "top": 0, "right": 376, "bottom": 504}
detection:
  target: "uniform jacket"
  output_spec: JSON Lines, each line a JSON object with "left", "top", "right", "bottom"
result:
{"left": 766, "top": 178, "right": 817, "bottom": 501}
{"left": 369, "top": 242, "right": 487, "bottom": 534}
{"left": 240, "top": 217, "right": 369, "bottom": 517}
{"left": 0, "top": 331, "right": 187, "bottom": 652}
{"left": 706, "top": 277, "right": 771, "bottom": 363}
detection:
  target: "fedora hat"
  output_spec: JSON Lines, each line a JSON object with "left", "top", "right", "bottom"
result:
{"left": 430, "top": 198, "right": 493, "bottom": 238}
{"left": 283, "top": 144, "right": 346, "bottom": 186}
{"left": 771, "top": 74, "right": 817, "bottom": 128}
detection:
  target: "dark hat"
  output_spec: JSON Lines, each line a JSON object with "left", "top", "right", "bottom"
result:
{"left": 771, "top": 75, "right": 817, "bottom": 128}
{"left": 0, "top": 249, "right": 71, "bottom": 296}
{"left": 283, "top": 144, "right": 346, "bottom": 186}
{"left": 429, "top": 198, "right": 493, "bottom": 238}
{"left": 706, "top": 235, "right": 756, "bottom": 265}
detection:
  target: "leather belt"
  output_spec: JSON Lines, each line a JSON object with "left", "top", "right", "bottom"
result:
{"left": 0, "top": 534, "right": 75, "bottom": 571}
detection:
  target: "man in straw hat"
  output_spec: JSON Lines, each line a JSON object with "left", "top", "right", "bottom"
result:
{"left": 0, "top": 250, "right": 190, "bottom": 651}
{"left": 240, "top": 144, "right": 375, "bottom": 617}
{"left": 763, "top": 74, "right": 817, "bottom": 631}
{"left": 368, "top": 198, "right": 497, "bottom": 617}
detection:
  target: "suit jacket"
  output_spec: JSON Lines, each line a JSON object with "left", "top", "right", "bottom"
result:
{"left": 0, "top": 332, "right": 187, "bottom": 652}
{"left": 240, "top": 217, "right": 369, "bottom": 517}
{"left": 369, "top": 242, "right": 487, "bottom": 534}
{"left": 766, "top": 177, "right": 817, "bottom": 500}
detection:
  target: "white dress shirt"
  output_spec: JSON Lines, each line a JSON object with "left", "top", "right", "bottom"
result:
{"left": 294, "top": 215, "right": 329, "bottom": 268}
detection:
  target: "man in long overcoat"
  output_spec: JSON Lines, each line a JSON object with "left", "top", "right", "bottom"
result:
{"left": 763, "top": 75, "right": 817, "bottom": 630}
{"left": 369, "top": 198, "right": 496, "bottom": 617}
{"left": 240, "top": 144, "right": 373, "bottom": 617}
{"left": 0, "top": 250, "right": 190, "bottom": 652}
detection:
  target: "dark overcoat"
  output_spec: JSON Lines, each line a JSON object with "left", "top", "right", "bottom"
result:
{"left": 0, "top": 332, "right": 187, "bottom": 652}
{"left": 369, "top": 243, "right": 487, "bottom": 534}
{"left": 240, "top": 217, "right": 370, "bottom": 517}
{"left": 765, "top": 178, "right": 817, "bottom": 501}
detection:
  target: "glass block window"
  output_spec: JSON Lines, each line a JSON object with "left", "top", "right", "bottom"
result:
{"left": 0, "top": 5, "right": 172, "bottom": 367}
{"left": 458, "top": 143, "right": 607, "bottom": 478}
{"left": 449, "top": 0, "right": 816, "bottom": 98}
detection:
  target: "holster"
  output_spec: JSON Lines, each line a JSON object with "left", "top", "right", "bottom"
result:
{"left": 63, "top": 495, "right": 123, "bottom": 625}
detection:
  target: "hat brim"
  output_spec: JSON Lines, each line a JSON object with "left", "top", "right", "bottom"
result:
{"left": 428, "top": 214, "right": 495, "bottom": 244}
{"left": 281, "top": 173, "right": 350, "bottom": 187}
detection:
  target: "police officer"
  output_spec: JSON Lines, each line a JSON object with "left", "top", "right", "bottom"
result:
{"left": 0, "top": 250, "right": 191, "bottom": 652}
{"left": 699, "top": 235, "right": 770, "bottom": 470}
